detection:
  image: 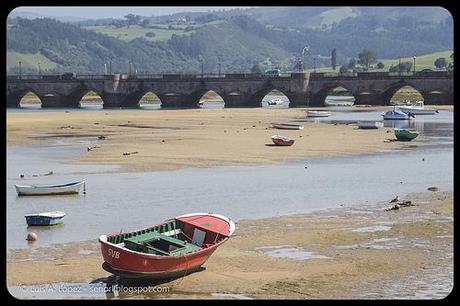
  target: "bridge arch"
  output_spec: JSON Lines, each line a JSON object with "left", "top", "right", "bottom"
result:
{"left": 252, "top": 88, "right": 291, "bottom": 107}
{"left": 188, "top": 89, "right": 226, "bottom": 108}
{"left": 17, "top": 90, "right": 43, "bottom": 108}
{"left": 68, "top": 87, "right": 105, "bottom": 108}
{"left": 311, "top": 84, "right": 355, "bottom": 107}
{"left": 137, "top": 91, "right": 162, "bottom": 108}
{"left": 381, "top": 82, "right": 424, "bottom": 105}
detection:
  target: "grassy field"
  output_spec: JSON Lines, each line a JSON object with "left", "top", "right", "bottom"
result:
{"left": 316, "top": 50, "right": 453, "bottom": 73}
{"left": 7, "top": 52, "right": 57, "bottom": 72}
{"left": 83, "top": 25, "right": 193, "bottom": 42}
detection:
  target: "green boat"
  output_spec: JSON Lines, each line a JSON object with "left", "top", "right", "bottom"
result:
{"left": 394, "top": 128, "right": 419, "bottom": 141}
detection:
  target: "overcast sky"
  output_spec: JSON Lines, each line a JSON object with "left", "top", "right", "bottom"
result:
{"left": 10, "top": 6, "right": 252, "bottom": 19}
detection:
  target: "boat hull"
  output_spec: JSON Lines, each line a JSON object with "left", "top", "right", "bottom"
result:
{"left": 15, "top": 181, "right": 84, "bottom": 196}
{"left": 307, "top": 111, "right": 331, "bottom": 118}
{"left": 99, "top": 235, "right": 225, "bottom": 279}
{"left": 399, "top": 107, "right": 438, "bottom": 115}
{"left": 394, "top": 129, "right": 419, "bottom": 141}
{"left": 272, "top": 136, "right": 294, "bottom": 146}
{"left": 25, "top": 216, "right": 64, "bottom": 226}
{"left": 358, "top": 121, "right": 384, "bottom": 129}
{"left": 271, "top": 124, "right": 304, "bottom": 130}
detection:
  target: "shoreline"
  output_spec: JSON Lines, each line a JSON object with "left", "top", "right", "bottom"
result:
{"left": 7, "top": 190, "right": 453, "bottom": 299}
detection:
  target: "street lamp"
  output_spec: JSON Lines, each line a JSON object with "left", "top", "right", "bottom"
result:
{"left": 398, "top": 57, "right": 401, "bottom": 76}
{"left": 38, "top": 62, "right": 41, "bottom": 76}
{"left": 128, "top": 60, "right": 132, "bottom": 75}
{"left": 313, "top": 58, "right": 317, "bottom": 73}
{"left": 413, "top": 56, "right": 416, "bottom": 74}
{"left": 18, "top": 61, "right": 22, "bottom": 78}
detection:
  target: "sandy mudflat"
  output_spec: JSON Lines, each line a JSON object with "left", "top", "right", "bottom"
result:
{"left": 7, "top": 191, "right": 453, "bottom": 299}
{"left": 7, "top": 107, "right": 412, "bottom": 172}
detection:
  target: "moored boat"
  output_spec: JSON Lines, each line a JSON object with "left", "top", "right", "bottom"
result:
{"left": 394, "top": 128, "right": 419, "bottom": 141}
{"left": 358, "top": 121, "right": 384, "bottom": 129}
{"left": 306, "top": 110, "right": 331, "bottom": 118}
{"left": 14, "top": 181, "right": 85, "bottom": 196}
{"left": 271, "top": 135, "right": 295, "bottom": 146}
{"left": 99, "top": 213, "right": 235, "bottom": 279}
{"left": 399, "top": 101, "right": 439, "bottom": 115}
{"left": 382, "top": 108, "right": 414, "bottom": 120}
{"left": 25, "top": 211, "right": 66, "bottom": 226}
{"left": 271, "top": 122, "right": 304, "bottom": 130}
{"left": 267, "top": 98, "right": 285, "bottom": 105}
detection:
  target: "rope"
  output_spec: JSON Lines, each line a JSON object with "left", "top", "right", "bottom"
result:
{"left": 83, "top": 182, "right": 86, "bottom": 195}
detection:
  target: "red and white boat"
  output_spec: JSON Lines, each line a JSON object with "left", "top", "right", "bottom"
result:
{"left": 99, "top": 213, "right": 235, "bottom": 279}
{"left": 271, "top": 135, "right": 295, "bottom": 146}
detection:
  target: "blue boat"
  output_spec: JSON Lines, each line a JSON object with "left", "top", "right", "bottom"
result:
{"left": 25, "top": 211, "right": 66, "bottom": 226}
{"left": 382, "top": 108, "right": 415, "bottom": 120}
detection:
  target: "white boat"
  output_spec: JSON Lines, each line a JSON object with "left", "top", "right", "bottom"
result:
{"left": 307, "top": 110, "right": 331, "bottom": 118}
{"left": 271, "top": 122, "right": 304, "bottom": 130}
{"left": 399, "top": 101, "right": 439, "bottom": 115}
{"left": 15, "top": 181, "right": 86, "bottom": 196}
{"left": 382, "top": 108, "right": 415, "bottom": 120}
{"left": 267, "top": 98, "right": 285, "bottom": 105}
{"left": 358, "top": 121, "right": 384, "bottom": 129}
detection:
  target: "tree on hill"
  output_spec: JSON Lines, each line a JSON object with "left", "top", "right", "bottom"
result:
{"left": 434, "top": 57, "right": 447, "bottom": 69}
{"left": 357, "top": 49, "right": 377, "bottom": 70}
{"left": 331, "top": 48, "right": 337, "bottom": 71}
{"left": 250, "top": 63, "right": 262, "bottom": 74}
{"left": 376, "top": 62, "right": 385, "bottom": 69}
{"left": 347, "top": 58, "right": 356, "bottom": 70}
{"left": 124, "top": 14, "right": 142, "bottom": 27}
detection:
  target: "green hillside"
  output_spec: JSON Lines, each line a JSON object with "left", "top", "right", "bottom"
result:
{"left": 7, "top": 51, "right": 58, "bottom": 72}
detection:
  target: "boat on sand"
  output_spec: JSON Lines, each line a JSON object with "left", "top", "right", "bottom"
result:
{"left": 394, "top": 128, "right": 419, "bottom": 141}
{"left": 99, "top": 213, "right": 235, "bottom": 279}
{"left": 271, "top": 135, "right": 295, "bottom": 146}
{"left": 306, "top": 110, "right": 331, "bottom": 118}
{"left": 271, "top": 122, "right": 304, "bottom": 130}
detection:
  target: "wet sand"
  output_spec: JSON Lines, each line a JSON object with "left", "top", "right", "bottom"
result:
{"left": 7, "top": 190, "right": 453, "bottom": 299}
{"left": 7, "top": 107, "right": 413, "bottom": 172}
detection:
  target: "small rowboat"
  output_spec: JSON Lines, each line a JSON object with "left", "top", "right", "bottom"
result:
{"left": 14, "top": 181, "right": 85, "bottom": 196}
{"left": 394, "top": 128, "right": 419, "bottom": 141}
{"left": 358, "top": 121, "right": 384, "bottom": 129}
{"left": 271, "top": 122, "right": 304, "bottom": 130}
{"left": 306, "top": 110, "right": 331, "bottom": 118}
{"left": 25, "top": 211, "right": 66, "bottom": 226}
{"left": 99, "top": 213, "right": 235, "bottom": 279}
{"left": 271, "top": 135, "right": 295, "bottom": 146}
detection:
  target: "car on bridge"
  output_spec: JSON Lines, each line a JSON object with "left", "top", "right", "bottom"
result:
{"left": 264, "top": 69, "right": 281, "bottom": 77}
{"left": 61, "top": 72, "right": 77, "bottom": 80}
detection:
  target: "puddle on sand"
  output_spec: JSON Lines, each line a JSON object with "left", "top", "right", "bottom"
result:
{"left": 337, "top": 237, "right": 402, "bottom": 250}
{"left": 211, "top": 293, "right": 253, "bottom": 299}
{"left": 351, "top": 225, "right": 392, "bottom": 233}
{"left": 255, "top": 245, "right": 330, "bottom": 261}
{"left": 78, "top": 249, "right": 95, "bottom": 255}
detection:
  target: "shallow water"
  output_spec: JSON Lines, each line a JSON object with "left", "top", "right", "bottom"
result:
{"left": 255, "top": 245, "right": 330, "bottom": 260}
{"left": 6, "top": 109, "right": 453, "bottom": 250}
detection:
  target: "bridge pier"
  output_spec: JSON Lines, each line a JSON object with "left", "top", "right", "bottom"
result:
{"left": 41, "top": 94, "right": 75, "bottom": 108}
{"left": 101, "top": 93, "right": 130, "bottom": 108}
{"left": 286, "top": 93, "right": 307, "bottom": 107}
{"left": 353, "top": 93, "right": 385, "bottom": 106}
{"left": 223, "top": 94, "right": 259, "bottom": 108}
{"left": 423, "top": 92, "right": 453, "bottom": 105}
{"left": 160, "top": 94, "right": 194, "bottom": 108}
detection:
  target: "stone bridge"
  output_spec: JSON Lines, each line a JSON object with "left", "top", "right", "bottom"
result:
{"left": 6, "top": 71, "right": 453, "bottom": 108}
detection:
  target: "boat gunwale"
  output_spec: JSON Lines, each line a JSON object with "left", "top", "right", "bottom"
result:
{"left": 100, "top": 213, "right": 235, "bottom": 258}
{"left": 14, "top": 181, "right": 85, "bottom": 189}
